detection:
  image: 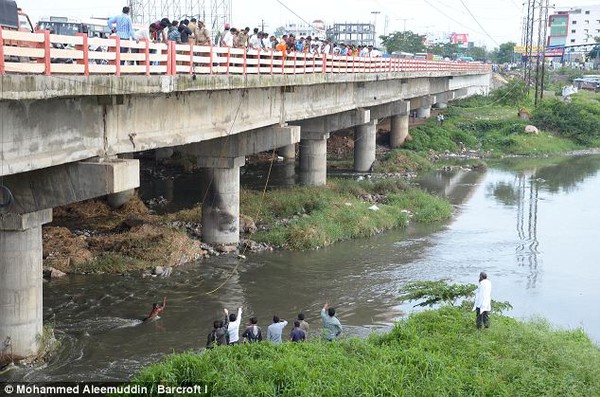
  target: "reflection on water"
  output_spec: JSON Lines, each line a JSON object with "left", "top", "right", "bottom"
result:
{"left": 3, "top": 155, "right": 600, "bottom": 382}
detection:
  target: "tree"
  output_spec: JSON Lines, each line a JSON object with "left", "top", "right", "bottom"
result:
{"left": 491, "top": 41, "right": 517, "bottom": 64}
{"left": 380, "top": 30, "right": 425, "bottom": 53}
{"left": 428, "top": 42, "right": 461, "bottom": 57}
{"left": 463, "top": 45, "right": 489, "bottom": 61}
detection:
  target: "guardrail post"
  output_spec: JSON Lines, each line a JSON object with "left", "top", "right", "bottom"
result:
{"left": 76, "top": 33, "right": 89, "bottom": 76}
{"left": 42, "top": 30, "right": 51, "bottom": 76}
{"left": 144, "top": 39, "right": 150, "bottom": 76}
{"left": 109, "top": 36, "right": 121, "bottom": 76}
{"left": 270, "top": 49, "right": 274, "bottom": 75}
{"left": 0, "top": 27, "right": 5, "bottom": 75}
{"left": 226, "top": 47, "right": 230, "bottom": 75}
{"left": 209, "top": 44, "right": 214, "bottom": 75}
{"left": 242, "top": 48, "right": 247, "bottom": 75}
{"left": 189, "top": 42, "right": 194, "bottom": 75}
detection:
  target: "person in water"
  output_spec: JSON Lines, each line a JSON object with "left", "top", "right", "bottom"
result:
{"left": 144, "top": 297, "right": 166, "bottom": 322}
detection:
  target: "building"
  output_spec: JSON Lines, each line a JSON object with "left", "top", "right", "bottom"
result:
{"left": 547, "top": 4, "right": 600, "bottom": 63}
{"left": 281, "top": 20, "right": 326, "bottom": 38}
{"left": 327, "top": 23, "right": 375, "bottom": 47}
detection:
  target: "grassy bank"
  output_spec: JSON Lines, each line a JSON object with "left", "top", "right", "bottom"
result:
{"left": 240, "top": 178, "right": 452, "bottom": 250}
{"left": 129, "top": 305, "right": 600, "bottom": 396}
{"left": 393, "top": 79, "right": 600, "bottom": 160}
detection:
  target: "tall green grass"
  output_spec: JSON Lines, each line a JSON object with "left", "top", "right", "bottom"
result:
{"left": 241, "top": 179, "right": 451, "bottom": 249}
{"left": 128, "top": 306, "right": 600, "bottom": 396}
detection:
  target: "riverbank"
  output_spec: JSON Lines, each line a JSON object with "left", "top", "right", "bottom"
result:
{"left": 129, "top": 305, "right": 600, "bottom": 396}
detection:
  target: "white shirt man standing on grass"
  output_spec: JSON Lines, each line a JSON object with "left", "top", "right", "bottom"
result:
{"left": 473, "top": 272, "right": 492, "bottom": 330}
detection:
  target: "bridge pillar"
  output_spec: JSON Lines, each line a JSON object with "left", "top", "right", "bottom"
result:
{"left": 299, "top": 132, "right": 329, "bottom": 186}
{"left": 279, "top": 144, "right": 296, "bottom": 160}
{"left": 417, "top": 96, "right": 434, "bottom": 119}
{"left": 390, "top": 114, "right": 410, "bottom": 148}
{"left": 0, "top": 209, "right": 52, "bottom": 361}
{"left": 198, "top": 156, "right": 244, "bottom": 245}
{"left": 354, "top": 120, "right": 377, "bottom": 172}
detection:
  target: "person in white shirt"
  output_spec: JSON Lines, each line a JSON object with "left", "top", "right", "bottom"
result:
{"left": 249, "top": 28, "right": 261, "bottom": 50}
{"left": 266, "top": 315, "right": 288, "bottom": 344}
{"left": 220, "top": 23, "right": 233, "bottom": 47}
{"left": 473, "top": 272, "right": 492, "bottom": 330}
{"left": 225, "top": 307, "right": 243, "bottom": 345}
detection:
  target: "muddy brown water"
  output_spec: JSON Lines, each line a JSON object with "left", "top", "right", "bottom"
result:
{"left": 3, "top": 154, "right": 600, "bottom": 382}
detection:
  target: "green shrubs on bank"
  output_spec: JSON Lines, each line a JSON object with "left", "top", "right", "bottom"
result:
{"left": 404, "top": 93, "right": 583, "bottom": 156}
{"left": 240, "top": 179, "right": 452, "bottom": 250}
{"left": 532, "top": 91, "right": 600, "bottom": 145}
{"left": 129, "top": 306, "right": 600, "bottom": 396}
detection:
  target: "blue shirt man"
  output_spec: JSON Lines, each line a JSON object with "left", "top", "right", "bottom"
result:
{"left": 107, "top": 6, "right": 137, "bottom": 41}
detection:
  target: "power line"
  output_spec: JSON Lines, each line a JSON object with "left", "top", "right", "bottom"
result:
{"left": 274, "top": 0, "right": 317, "bottom": 32}
{"left": 458, "top": 0, "right": 500, "bottom": 47}
{"left": 423, "top": 0, "right": 489, "bottom": 39}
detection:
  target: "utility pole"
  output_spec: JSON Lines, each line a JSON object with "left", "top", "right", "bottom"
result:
{"left": 371, "top": 11, "right": 380, "bottom": 46}
{"left": 397, "top": 18, "right": 413, "bottom": 32}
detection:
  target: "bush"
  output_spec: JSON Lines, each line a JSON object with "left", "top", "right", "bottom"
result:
{"left": 490, "top": 79, "right": 529, "bottom": 106}
{"left": 532, "top": 96, "right": 600, "bottom": 144}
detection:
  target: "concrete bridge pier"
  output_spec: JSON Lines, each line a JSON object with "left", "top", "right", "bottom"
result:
{"left": 184, "top": 124, "right": 301, "bottom": 243}
{"left": 198, "top": 156, "right": 245, "bottom": 245}
{"left": 390, "top": 114, "right": 410, "bottom": 148}
{"left": 0, "top": 209, "right": 52, "bottom": 361}
{"left": 354, "top": 120, "right": 377, "bottom": 172}
{"left": 278, "top": 144, "right": 296, "bottom": 161}
{"left": 417, "top": 96, "right": 435, "bottom": 119}
{"left": 299, "top": 132, "right": 329, "bottom": 186}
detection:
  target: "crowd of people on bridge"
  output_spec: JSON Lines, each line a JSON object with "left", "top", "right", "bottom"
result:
{"left": 108, "top": 7, "right": 381, "bottom": 58}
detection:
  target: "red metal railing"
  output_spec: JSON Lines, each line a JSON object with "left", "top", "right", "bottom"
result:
{"left": 0, "top": 28, "right": 492, "bottom": 76}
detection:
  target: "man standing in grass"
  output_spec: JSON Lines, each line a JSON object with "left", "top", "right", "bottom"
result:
{"left": 321, "top": 303, "right": 343, "bottom": 341}
{"left": 473, "top": 272, "right": 492, "bottom": 330}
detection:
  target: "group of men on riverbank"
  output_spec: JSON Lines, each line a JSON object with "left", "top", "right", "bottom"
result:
{"left": 206, "top": 303, "right": 343, "bottom": 349}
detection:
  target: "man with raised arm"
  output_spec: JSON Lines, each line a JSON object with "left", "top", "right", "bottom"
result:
{"left": 321, "top": 303, "right": 342, "bottom": 341}
{"left": 225, "top": 307, "right": 243, "bottom": 345}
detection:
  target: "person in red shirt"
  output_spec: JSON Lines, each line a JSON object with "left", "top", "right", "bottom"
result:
{"left": 144, "top": 297, "right": 166, "bottom": 322}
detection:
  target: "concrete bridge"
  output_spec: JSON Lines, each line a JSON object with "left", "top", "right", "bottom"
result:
{"left": 0, "top": 29, "right": 491, "bottom": 360}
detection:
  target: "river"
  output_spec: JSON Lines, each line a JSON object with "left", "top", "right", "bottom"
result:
{"left": 2, "top": 154, "right": 600, "bottom": 382}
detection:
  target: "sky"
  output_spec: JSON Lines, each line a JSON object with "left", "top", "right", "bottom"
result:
{"left": 17, "top": 0, "right": 600, "bottom": 49}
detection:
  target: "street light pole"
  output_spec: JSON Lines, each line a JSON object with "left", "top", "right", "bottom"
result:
{"left": 371, "top": 11, "right": 380, "bottom": 46}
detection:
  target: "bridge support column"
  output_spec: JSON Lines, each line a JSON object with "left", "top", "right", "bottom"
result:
{"left": 198, "top": 156, "right": 244, "bottom": 245}
{"left": 299, "top": 132, "right": 329, "bottom": 186}
{"left": 417, "top": 96, "right": 433, "bottom": 119}
{"left": 390, "top": 114, "right": 410, "bottom": 148}
{"left": 0, "top": 209, "right": 52, "bottom": 361}
{"left": 354, "top": 120, "right": 377, "bottom": 172}
{"left": 278, "top": 144, "right": 296, "bottom": 160}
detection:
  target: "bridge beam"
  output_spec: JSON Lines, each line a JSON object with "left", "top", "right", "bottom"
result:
{"left": 0, "top": 209, "right": 53, "bottom": 361}
{"left": 354, "top": 120, "right": 377, "bottom": 172}
{"left": 2, "top": 159, "right": 140, "bottom": 214}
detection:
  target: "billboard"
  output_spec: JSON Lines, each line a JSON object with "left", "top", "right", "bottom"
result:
{"left": 450, "top": 33, "right": 468, "bottom": 45}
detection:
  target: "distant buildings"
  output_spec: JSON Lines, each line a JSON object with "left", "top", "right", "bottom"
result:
{"left": 327, "top": 23, "right": 376, "bottom": 47}
{"left": 547, "top": 4, "right": 600, "bottom": 62}
{"left": 281, "top": 20, "right": 326, "bottom": 38}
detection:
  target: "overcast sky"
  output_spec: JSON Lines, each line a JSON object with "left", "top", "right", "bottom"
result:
{"left": 18, "top": 0, "right": 598, "bottom": 49}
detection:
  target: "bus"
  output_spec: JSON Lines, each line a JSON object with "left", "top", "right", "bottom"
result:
{"left": 36, "top": 16, "right": 86, "bottom": 36}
